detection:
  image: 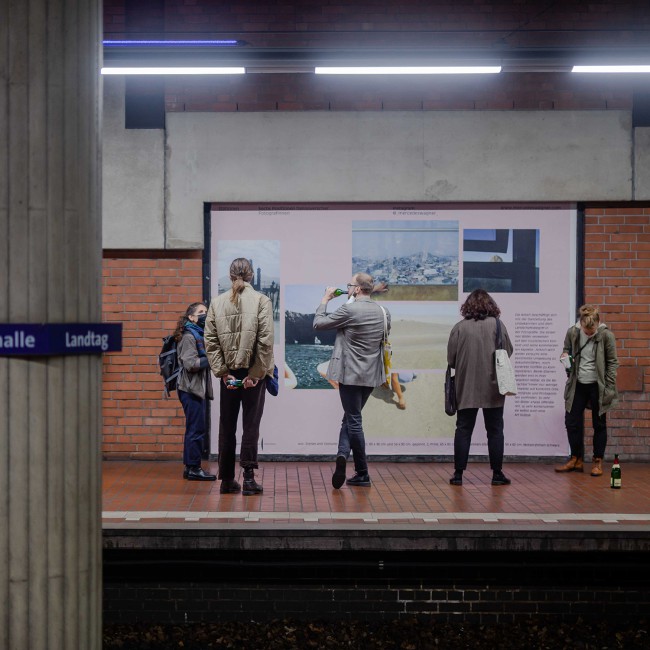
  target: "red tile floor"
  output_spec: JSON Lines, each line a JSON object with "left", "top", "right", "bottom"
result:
{"left": 102, "top": 460, "right": 650, "bottom": 527}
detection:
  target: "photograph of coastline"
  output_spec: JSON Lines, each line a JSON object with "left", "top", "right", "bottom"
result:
{"left": 284, "top": 284, "right": 347, "bottom": 389}
{"left": 352, "top": 220, "right": 459, "bottom": 301}
{"left": 363, "top": 372, "right": 455, "bottom": 440}
{"left": 463, "top": 229, "right": 540, "bottom": 293}
{"left": 216, "top": 240, "right": 281, "bottom": 339}
{"left": 385, "top": 302, "right": 459, "bottom": 370}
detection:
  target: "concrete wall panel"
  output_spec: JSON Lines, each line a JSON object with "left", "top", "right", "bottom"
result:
{"left": 165, "top": 110, "right": 632, "bottom": 248}
{"left": 102, "top": 77, "right": 165, "bottom": 248}
{"left": 634, "top": 127, "right": 650, "bottom": 200}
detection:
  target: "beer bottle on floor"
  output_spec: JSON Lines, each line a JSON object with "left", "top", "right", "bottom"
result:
{"left": 610, "top": 454, "right": 621, "bottom": 489}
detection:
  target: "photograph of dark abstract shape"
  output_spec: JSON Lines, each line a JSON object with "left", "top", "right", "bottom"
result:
{"left": 463, "top": 229, "right": 540, "bottom": 293}
{"left": 352, "top": 220, "right": 459, "bottom": 301}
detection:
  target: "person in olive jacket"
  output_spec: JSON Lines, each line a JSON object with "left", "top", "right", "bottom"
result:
{"left": 204, "top": 258, "right": 274, "bottom": 496}
{"left": 555, "top": 304, "right": 618, "bottom": 477}
{"left": 176, "top": 302, "right": 215, "bottom": 481}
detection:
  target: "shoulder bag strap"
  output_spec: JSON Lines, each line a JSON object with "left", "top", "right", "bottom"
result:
{"left": 495, "top": 317, "right": 503, "bottom": 351}
{"left": 378, "top": 305, "right": 388, "bottom": 343}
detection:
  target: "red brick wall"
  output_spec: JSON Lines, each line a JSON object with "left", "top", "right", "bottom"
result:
{"left": 102, "top": 251, "right": 204, "bottom": 459}
{"left": 583, "top": 207, "right": 650, "bottom": 459}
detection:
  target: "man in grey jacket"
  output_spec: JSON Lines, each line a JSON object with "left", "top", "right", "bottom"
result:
{"left": 313, "top": 273, "right": 390, "bottom": 489}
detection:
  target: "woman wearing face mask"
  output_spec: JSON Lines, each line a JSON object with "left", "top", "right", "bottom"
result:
{"left": 175, "top": 302, "right": 215, "bottom": 481}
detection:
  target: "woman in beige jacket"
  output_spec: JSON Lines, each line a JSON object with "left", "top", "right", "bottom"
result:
{"left": 204, "top": 258, "right": 274, "bottom": 495}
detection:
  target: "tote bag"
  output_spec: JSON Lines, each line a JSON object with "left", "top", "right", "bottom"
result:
{"left": 495, "top": 318, "right": 517, "bottom": 396}
{"left": 444, "top": 364, "right": 457, "bottom": 416}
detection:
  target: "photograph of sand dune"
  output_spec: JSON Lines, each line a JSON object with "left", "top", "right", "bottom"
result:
{"left": 383, "top": 302, "right": 459, "bottom": 370}
{"left": 363, "top": 372, "right": 456, "bottom": 441}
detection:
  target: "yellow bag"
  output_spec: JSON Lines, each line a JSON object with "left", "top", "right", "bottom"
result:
{"left": 379, "top": 306, "right": 392, "bottom": 387}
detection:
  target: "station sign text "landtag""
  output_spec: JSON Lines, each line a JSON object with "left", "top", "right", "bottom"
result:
{"left": 0, "top": 323, "right": 122, "bottom": 356}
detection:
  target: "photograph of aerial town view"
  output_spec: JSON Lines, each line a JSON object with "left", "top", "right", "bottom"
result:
{"left": 352, "top": 220, "right": 459, "bottom": 300}
{"left": 216, "top": 240, "right": 281, "bottom": 340}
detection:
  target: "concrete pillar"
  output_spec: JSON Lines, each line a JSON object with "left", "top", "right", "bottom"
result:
{"left": 0, "top": 0, "right": 102, "bottom": 648}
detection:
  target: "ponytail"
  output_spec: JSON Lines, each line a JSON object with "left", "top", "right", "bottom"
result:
{"left": 229, "top": 257, "right": 254, "bottom": 304}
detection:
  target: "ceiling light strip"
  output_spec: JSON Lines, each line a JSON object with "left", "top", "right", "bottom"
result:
{"left": 572, "top": 65, "right": 650, "bottom": 73}
{"left": 315, "top": 66, "right": 501, "bottom": 75}
{"left": 100, "top": 67, "right": 245, "bottom": 75}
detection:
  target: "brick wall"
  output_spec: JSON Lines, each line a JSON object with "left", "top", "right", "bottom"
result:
{"left": 102, "top": 251, "right": 204, "bottom": 459}
{"left": 583, "top": 207, "right": 650, "bottom": 460}
{"left": 103, "top": 549, "right": 650, "bottom": 624}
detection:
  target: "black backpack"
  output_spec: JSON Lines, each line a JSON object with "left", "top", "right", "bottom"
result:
{"left": 159, "top": 334, "right": 181, "bottom": 398}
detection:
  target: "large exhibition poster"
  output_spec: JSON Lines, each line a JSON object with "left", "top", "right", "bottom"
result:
{"left": 209, "top": 204, "right": 576, "bottom": 457}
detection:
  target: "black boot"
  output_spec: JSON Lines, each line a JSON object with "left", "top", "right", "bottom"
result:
{"left": 345, "top": 472, "right": 371, "bottom": 487}
{"left": 449, "top": 470, "right": 463, "bottom": 486}
{"left": 219, "top": 479, "right": 241, "bottom": 494}
{"left": 242, "top": 468, "right": 263, "bottom": 495}
{"left": 491, "top": 470, "right": 511, "bottom": 486}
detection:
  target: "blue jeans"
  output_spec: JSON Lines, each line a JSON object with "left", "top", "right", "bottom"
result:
{"left": 178, "top": 389, "right": 206, "bottom": 467}
{"left": 454, "top": 407, "right": 505, "bottom": 472}
{"left": 337, "top": 384, "right": 374, "bottom": 474}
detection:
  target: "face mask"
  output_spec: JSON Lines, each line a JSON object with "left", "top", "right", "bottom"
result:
{"left": 196, "top": 314, "right": 207, "bottom": 328}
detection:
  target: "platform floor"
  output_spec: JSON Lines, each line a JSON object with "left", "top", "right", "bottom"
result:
{"left": 103, "top": 459, "right": 650, "bottom": 527}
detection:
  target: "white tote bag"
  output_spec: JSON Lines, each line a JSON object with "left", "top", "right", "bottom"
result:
{"left": 495, "top": 318, "right": 517, "bottom": 396}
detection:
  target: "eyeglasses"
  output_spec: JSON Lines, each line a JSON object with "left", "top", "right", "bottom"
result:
{"left": 346, "top": 284, "right": 358, "bottom": 289}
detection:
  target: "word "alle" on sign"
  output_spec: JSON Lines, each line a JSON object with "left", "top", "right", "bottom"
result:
{"left": 0, "top": 323, "right": 122, "bottom": 356}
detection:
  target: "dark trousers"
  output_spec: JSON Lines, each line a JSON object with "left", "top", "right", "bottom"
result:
{"left": 178, "top": 390, "right": 205, "bottom": 468}
{"left": 565, "top": 381, "right": 607, "bottom": 459}
{"left": 454, "top": 407, "right": 505, "bottom": 472}
{"left": 337, "top": 383, "right": 374, "bottom": 474}
{"left": 218, "top": 369, "right": 266, "bottom": 480}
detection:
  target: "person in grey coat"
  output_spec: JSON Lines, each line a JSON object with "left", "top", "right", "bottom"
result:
{"left": 447, "top": 289, "right": 513, "bottom": 487}
{"left": 313, "top": 273, "right": 390, "bottom": 489}
{"left": 175, "top": 302, "right": 215, "bottom": 481}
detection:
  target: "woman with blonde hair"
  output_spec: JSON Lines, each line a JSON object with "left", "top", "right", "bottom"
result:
{"left": 204, "top": 258, "right": 275, "bottom": 495}
{"left": 555, "top": 304, "right": 619, "bottom": 476}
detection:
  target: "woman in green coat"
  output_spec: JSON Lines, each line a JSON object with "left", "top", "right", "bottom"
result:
{"left": 555, "top": 304, "right": 619, "bottom": 477}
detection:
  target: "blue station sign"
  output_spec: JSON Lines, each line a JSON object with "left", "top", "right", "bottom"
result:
{"left": 0, "top": 323, "right": 122, "bottom": 356}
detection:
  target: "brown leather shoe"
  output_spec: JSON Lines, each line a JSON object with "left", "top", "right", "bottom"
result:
{"left": 554, "top": 456, "right": 584, "bottom": 473}
{"left": 591, "top": 457, "right": 603, "bottom": 476}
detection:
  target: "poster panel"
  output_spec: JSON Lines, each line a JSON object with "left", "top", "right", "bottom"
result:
{"left": 209, "top": 204, "right": 576, "bottom": 457}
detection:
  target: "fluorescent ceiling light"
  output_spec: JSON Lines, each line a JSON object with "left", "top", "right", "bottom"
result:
{"left": 315, "top": 66, "right": 501, "bottom": 75}
{"left": 101, "top": 67, "right": 245, "bottom": 75}
{"left": 572, "top": 65, "right": 650, "bottom": 73}
{"left": 103, "top": 40, "right": 241, "bottom": 47}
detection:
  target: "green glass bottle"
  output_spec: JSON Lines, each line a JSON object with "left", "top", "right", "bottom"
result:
{"left": 333, "top": 288, "right": 347, "bottom": 297}
{"left": 610, "top": 454, "right": 621, "bottom": 489}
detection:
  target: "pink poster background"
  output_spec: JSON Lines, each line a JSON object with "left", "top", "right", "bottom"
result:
{"left": 209, "top": 204, "right": 576, "bottom": 457}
